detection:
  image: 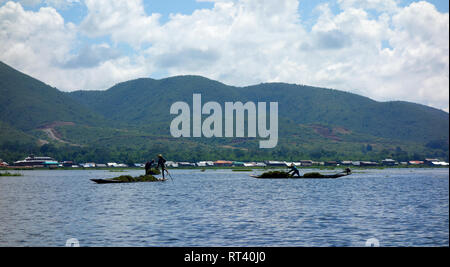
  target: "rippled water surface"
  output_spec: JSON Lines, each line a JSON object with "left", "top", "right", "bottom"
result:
{"left": 0, "top": 168, "right": 448, "bottom": 247}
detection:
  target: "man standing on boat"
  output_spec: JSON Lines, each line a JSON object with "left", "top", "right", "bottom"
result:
{"left": 288, "top": 163, "right": 300, "bottom": 177}
{"left": 156, "top": 154, "right": 167, "bottom": 179}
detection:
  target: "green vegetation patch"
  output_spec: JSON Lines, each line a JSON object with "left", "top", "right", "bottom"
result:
{"left": 302, "top": 172, "right": 325, "bottom": 178}
{"left": 0, "top": 171, "right": 23, "bottom": 177}
{"left": 146, "top": 168, "right": 161, "bottom": 175}
{"left": 257, "top": 171, "right": 331, "bottom": 178}
{"left": 111, "top": 175, "right": 159, "bottom": 182}
{"left": 258, "top": 171, "right": 292, "bottom": 178}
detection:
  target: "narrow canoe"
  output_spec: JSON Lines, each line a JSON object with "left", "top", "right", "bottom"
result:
{"left": 251, "top": 173, "right": 350, "bottom": 179}
{"left": 91, "top": 178, "right": 167, "bottom": 184}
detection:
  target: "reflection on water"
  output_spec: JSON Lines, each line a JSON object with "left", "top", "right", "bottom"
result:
{"left": 0, "top": 168, "right": 448, "bottom": 247}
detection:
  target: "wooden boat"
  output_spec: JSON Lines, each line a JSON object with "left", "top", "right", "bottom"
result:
{"left": 251, "top": 171, "right": 351, "bottom": 179}
{"left": 91, "top": 175, "right": 167, "bottom": 184}
{"left": 91, "top": 178, "right": 167, "bottom": 184}
{"left": 91, "top": 179, "right": 126, "bottom": 184}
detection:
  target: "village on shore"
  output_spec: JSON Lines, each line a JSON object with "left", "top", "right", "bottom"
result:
{"left": 1, "top": 155, "right": 448, "bottom": 170}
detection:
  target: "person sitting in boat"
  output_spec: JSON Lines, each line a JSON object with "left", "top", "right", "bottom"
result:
{"left": 345, "top": 168, "right": 352, "bottom": 175}
{"left": 145, "top": 160, "right": 155, "bottom": 175}
{"left": 156, "top": 154, "right": 167, "bottom": 179}
{"left": 288, "top": 163, "right": 300, "bottom": 177}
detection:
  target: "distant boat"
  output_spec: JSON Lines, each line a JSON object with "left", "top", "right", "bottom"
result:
{"left": 13, "top": 155, "right": 58, "bottom": 167}
{"left": 91, "top": 178, "right": 167, "bottom": 184}
{"left": 91, "top": 175, "right": 167, "bottom": 184}
{"left": 251, "top": 170, "right": 351, "bottom": 179}
{"left": 91, "top": 179, "right": 126, "bottom": 184}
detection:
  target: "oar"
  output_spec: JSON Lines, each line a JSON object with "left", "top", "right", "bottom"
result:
{"left": 165, "top": 169, "right": 174, "bottom": 183}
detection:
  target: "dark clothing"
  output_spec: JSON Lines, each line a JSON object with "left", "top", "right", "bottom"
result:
{"left": 157, "top": 157, "right": 166, "bottom": 168}
{"left": 157, "top": 157, "right": 167, "bottom": 178}
{"left": 288, "top": 165, "right": 300, "bottom": 177}
{"left": 345, "top": 168, "right": 352, "bottom": 175}
{"left": 145, "top": 160, "right": 154, "bottom": 175}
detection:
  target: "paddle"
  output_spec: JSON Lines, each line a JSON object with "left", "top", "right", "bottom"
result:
{"left": 165, "top": 169, "right": 174, "bottom": 183}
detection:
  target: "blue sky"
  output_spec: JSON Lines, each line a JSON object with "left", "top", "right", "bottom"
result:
{"left": 0, "top": 0, "right": 449, "bottom": 111}
{"left": 59, "top": 0, "right": 450, "bottom": 54}
{"left": 299, "top": 0, "right": 448, "bottom": 27}
{"left": 54, "top": 0, "right": 216, "bottom": 24}
{"left": 15, "top": 0, "right": 450, "bottom": 24}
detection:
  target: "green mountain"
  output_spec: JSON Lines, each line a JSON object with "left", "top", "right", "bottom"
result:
{"left": 70, "top": 76, "right": 448, "bottom": 143}
{"left": 0, "top": 61, "right": 448, "bottom": 163}
{"left": 0, "top": 61, "right": 103, "bottom": 131}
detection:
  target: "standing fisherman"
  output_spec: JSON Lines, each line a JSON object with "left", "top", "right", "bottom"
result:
{"left": 156, "top": 154, "right": 167, "bottom": 179}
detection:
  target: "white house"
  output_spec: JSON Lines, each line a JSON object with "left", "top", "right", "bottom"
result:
{"left": 82, "top": 163, "right": 96, "bottom": 168}
{"left": 432, "top": 161, "right": 449, "bottom": 166}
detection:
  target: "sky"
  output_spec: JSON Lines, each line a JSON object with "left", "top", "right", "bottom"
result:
{"left": 0, "top": 0, "right": 449, "bottom": 112}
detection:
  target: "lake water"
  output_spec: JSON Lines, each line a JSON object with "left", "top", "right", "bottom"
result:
{"left": 0, "top": 168, "right": 448, "bottom": 247}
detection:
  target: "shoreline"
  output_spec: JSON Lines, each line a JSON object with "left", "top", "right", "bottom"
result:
{"left": 1, "top": 165, "right": 448, "bottom": 171}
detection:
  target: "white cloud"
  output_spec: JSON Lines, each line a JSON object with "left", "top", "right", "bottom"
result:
{"left": 0, "top": 0, "right": 80, "bottom": 9}
{"left": 62, "top": 43, "right": 122, "bottom": 69}
{"left": 144, "top": 0, "right": 307, "bottom": 85}
{"left": 0, "top": 0, "right": 448, "bottom": 111}
{"left": 80, "top": 0, "right": 161, "bottom": 48}
{"left": 0, "top": 1, "right": 75, "bottom": 74}
{"left": 0, "top": 1, "right": 150, "bottom": 90}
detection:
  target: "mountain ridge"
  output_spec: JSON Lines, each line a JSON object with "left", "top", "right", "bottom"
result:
{"left": 68, "top": 76, "right": 448, "bottom": 143}
{"left": 0, "top": 61, "right": 448, "bottom": 162}
{"left": 0, "top": 61, "right": 105, "bottom": 131}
